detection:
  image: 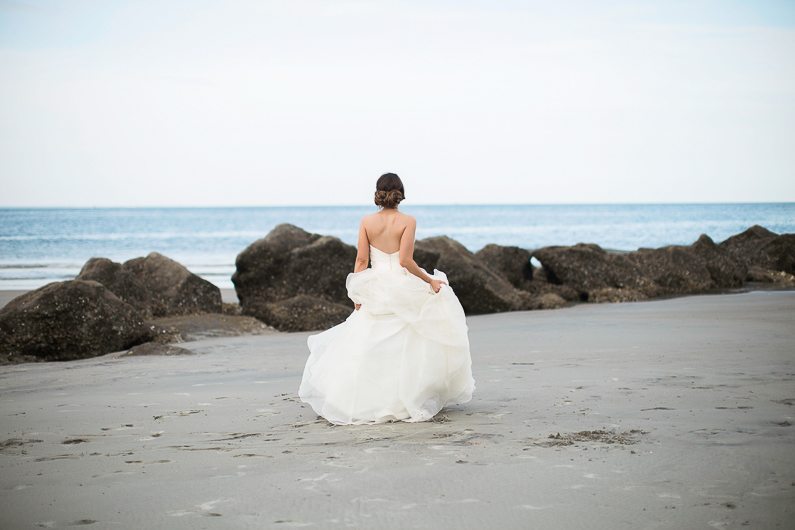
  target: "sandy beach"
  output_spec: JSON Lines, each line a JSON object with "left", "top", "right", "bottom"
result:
{"left": 1, "top": 289, "right": 793, "bottom": 529}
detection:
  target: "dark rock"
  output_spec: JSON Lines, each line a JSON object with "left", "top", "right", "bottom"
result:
{"left": 472, "top": 244, "right": 581, "bottom": 306}
{"left": 474, "top": 244, "right": 534, "bottom": 289}
{"left": 251, "top": 295, "right": 352, "bottom": 332}
{"left": 690, "top": 234, "right": 746, "bottom": 288}
{"left": 221, "top": 302, "right": 242, "bottom": 316}
{"left": 415, "top": 236, "right": 533, "bottom": 313}
{"left": 78, "top": 252, "right": 221, "bottom": 317}
{"left": 115, "top": 252, "right": 222, "bottom": 316}
{"left": 77, "top": 257, "right": 152, "bottom": 311}
{"left": 0, "top": 280, "right": 152, "bottom": 362}
{"left": 719, "top": 224, "right": 777, "bottom": 259}
{"left": 757, "top": 234, "right": 795, "bottom": 274}
{"left": 232, "top": 224, "right": 356, "bottom": 312}
{"left": 719, "top": 225, "right": 795, "bottom": 274}
{"left": 524, "top": 267, "right": 581, "bottom": 302}
{"left": 533, "top": 234, "right": 753, "bottom": 300}
{"left": 627, "top": 245, "right": 713, "bottom": 295}
{"left": 412, "top": 247, "right": 441, "bottom": 274}
{"left": 532, "top": 244, "right": 655, "bottom": 299}
{"left": 146, "top": 322, "right": 183, "bottom": 344}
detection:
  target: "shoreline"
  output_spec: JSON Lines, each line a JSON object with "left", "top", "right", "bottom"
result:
{"left": 2, "top": 284, "right": 792, "bottom": 313}
{"left": 1, "top": 290, "right": 792, "bottom": 528}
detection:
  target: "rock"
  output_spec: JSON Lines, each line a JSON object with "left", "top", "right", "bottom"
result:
{"left": 532, "top": 244, "right": 655, "bottom": 300}
{"left": 78, "top": 252, "right": 222, "bottom": 317}
{"left": 0, "top": 280, "right": 152, "bottom": 362}
{"left": 250, "top": 294, "right": 352, "bottom": 332}
{"left": 146, "top": 322, "right": 183, "bottom": 344}
{"left": 76, "top": 257, "right": 152, "bottom": 311}
{"left": 587, "top": 287, "right": 648, "bottom": 303}
{"left": 523, "top": 268, "right": 581, "bottom": 301}
{"left": 120, "top": 343, "right": 195, "bottom": 356}
{"left": 232, "top": 224, "right": 356, "bottom": 314}
{"left": 719, "top": 225, "right": 795, "bottom": 274}
{"left": 690, "top": 234, "right": 746, "bottom": 288}
{"left": 627, "top": 245, "right": 713, "bottom": 295}
{"left": 746, "top": 266, "right": 795, "bottom": 285}
{"left": 756, "top": 234, "right": 795, "bottom": 274}
{"left": 232, "top": 224, "right": 358, "bottom": 330}
{"left": 472, "top": 244, "right": 580, "bottom": 306}
{"left": 221, "top": 302, "right": 242, "bottom": 316}
{"left": 114, "top": 252, "right": 222, "bottom": 316}
{"left": 534, "top": 293, "right": 568, "bottom": 309}
{"left": 719, "top": 224, "right": 777, "bottom": 260}
{"left": 533, "top": 234, "right": 751, "bottom": 300}
{"left": 474, "top": 244, "right": 534, "bottom": 289}
{"left": 412, "top": 247, "right": 441, "bottom": 275}
{"left": 415, "top": 236, "right": 533, "bottom": 313}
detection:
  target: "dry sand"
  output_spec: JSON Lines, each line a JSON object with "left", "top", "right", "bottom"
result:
{"left": 1, "top": 290, "right": 793, "bottom": 529}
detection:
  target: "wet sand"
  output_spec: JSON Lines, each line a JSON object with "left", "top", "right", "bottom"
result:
{"left": 0, "top": 288, "right": 239, "bottom": 310}
{"left": 1, "top": 291, "right": 793, "bottom": 529}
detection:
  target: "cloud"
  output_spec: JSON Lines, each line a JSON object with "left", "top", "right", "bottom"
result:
{"left": 1, "top": 0, "right": 793, "bottom": 206}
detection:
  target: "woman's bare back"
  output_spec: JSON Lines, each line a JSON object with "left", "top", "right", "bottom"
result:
{"left": 362, "top": 210, "right": 412, "bottom": 254}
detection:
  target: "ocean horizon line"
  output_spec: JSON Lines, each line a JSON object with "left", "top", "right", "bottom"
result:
{"left": 1, "top": 200, "right": 794, "bottom": 210}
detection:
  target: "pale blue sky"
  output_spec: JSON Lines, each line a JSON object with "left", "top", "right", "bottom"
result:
{"left": 1, "top": 0, "right": 793, "bottom": 207}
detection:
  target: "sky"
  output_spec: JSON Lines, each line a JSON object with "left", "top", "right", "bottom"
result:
{"left": 1, "top": 0, "right": 794, "bottom": 207}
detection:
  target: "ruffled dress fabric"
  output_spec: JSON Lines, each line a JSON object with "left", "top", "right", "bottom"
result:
{"left": 298, "top": 244, "right": 476, "bottom": 425}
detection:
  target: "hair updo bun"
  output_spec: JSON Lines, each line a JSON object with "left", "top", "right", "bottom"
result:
{"left": 374, "top": 189, "right": 404, "bottom": 208}
{"left": 374, "top": 173, "right": 405, "bottom": 209}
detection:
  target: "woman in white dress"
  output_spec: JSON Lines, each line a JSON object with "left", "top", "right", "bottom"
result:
{"left": 298, "top": 173, "right": 476, "bottom": 425}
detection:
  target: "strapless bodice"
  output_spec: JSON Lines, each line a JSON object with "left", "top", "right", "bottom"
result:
{"left": 369, "top": 244, "right": 403, "bottom": 272}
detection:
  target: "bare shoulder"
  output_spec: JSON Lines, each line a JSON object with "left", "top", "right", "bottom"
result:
{"left": 400, "top": 212, "right": 416, "bottom": 225}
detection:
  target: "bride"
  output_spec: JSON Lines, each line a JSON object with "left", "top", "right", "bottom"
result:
{"left": 298, "top": 173, "right": 476, "bottom": 425}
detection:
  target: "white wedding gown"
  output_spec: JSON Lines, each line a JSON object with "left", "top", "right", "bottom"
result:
{"left": 298, "top": 244, "right": 476, "bottom": 425}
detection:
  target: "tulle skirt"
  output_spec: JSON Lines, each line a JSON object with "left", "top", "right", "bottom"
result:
{"left": 298, "top": 266, "right": 475, "bottom": 425}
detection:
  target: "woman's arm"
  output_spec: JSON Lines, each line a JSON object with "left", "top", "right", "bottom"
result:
{"left": 353, "top": 219, "right": 370, "bottom": 273}
{"left": 398, "top": 217, "right": 434, "bottom": 284}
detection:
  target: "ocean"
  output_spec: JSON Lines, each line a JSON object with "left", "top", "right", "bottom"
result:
{"left": 1, "top": 203, "right": 793, "bottom": 290}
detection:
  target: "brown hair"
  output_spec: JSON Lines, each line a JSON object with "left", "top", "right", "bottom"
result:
{"left": 374, "top": 173, "right": 405, "bottom": 209}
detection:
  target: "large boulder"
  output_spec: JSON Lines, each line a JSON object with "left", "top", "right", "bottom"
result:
{"left": 719, "top": 225, "right": 777, "bottom": 265}
{"left": 78, "top": 252, "right": 221, "bottom": 317}
{"left": 759, "top": 234, "right": 795, "bottom": 274}
{"left": 474, "top": 243, "right": 580, "bottom": 304}
{"left": 690, "top": 234, "right": 746, "bottom": 288}
{"left": 628, "top": 245, "right": 714, "bottom": 295}
{"left": 0, "top": 280, "right": 152, "bottom": 362}
{"left": 232, "top": 224, "right": 357, "bottom": 330}
{"left": 474, "top": 244, "right": 534, "bottom": 290}
{"left": 412, "top": 247, "right": 442, "bottom": 275}
{"left": 532, "top": 244, "right": 656, "bottom": 300}
{"left": 415, "top": 236, "right": 533, "bottom": 313}
{"left": 719, "top": 225, "right": 795, "bottom": 274}
{"left": 77, "top": 257, "right": 152, "bottom": 311}
{"left": 113, "top": 252, "right": 222, "bottom": 316}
